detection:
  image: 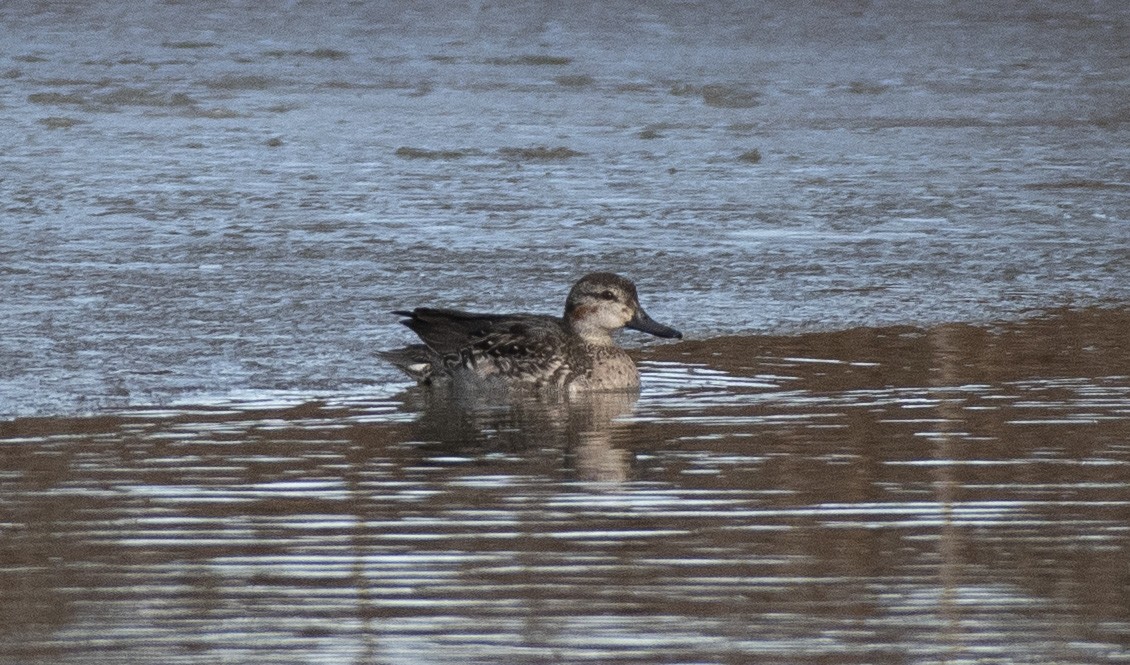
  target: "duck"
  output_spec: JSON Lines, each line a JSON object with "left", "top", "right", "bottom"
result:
{"left": 380, "top": 272, "right": 682, "bottom": 393}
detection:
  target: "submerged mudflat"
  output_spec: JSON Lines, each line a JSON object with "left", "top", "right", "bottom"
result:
{"left": 3, "top": 308, "right": 1128, "bottom": 664}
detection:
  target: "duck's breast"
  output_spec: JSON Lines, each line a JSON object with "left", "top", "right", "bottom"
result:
{"left": 570, "top": 346, "right": 639, "bottom": 391}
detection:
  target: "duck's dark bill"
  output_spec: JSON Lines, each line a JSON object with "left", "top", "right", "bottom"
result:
{"left": 628, "top": 309, "right": 683, "bottom": 339}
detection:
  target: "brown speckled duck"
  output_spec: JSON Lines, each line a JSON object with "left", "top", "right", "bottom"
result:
{"left": 380, "top": 272, "right": 682, "bottom": 393}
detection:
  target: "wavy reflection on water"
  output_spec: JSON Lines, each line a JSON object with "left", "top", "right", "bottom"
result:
{"left": 2, "top": 308, "right": 1129, "bottom": 663}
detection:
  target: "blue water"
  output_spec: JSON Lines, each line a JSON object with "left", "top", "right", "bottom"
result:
{"left": 3, "top": 0, "right": 1128, "bottom": 416}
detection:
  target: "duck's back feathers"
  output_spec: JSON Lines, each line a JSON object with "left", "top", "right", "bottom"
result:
{"left": 394, "top": 308, "right": 564, "bottom": 355}
{"left": 388, "top": 308, "right": 577, "bottom": 389}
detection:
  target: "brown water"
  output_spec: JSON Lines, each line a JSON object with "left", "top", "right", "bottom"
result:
{"left": 3, "top": 307, "right": 1128, "bottom": 664}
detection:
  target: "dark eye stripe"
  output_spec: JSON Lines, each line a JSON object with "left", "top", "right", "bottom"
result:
{"left": 600, "top": 290, "right": 617, "bottom": 300}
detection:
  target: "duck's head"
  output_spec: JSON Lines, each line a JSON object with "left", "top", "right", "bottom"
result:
{"left": 564, "top": 272, "right": 683, "bottom": 344}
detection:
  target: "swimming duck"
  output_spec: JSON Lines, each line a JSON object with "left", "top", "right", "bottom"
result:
{"left": 380, "top": 272, "right": 682, "bottom": 393}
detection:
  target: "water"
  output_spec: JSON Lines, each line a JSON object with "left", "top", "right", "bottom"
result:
{"left": 2, "top": 0, "right": 1128, "bottom": 415}
{"left": 2, "top": 1, "right": 1129, "bottom": 662}
{"left": 3, "top": 308, "right": 1129, "bottom": 664}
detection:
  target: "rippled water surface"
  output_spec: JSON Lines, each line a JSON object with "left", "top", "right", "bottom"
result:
{"left": 3, "top": 308, "right": 1130, "bottom": 664}
{"left": 2, "top": 0, "right": 1128, "bottom": 414}
{"left": 2, "top": 1, "right": 1130, "bottom": 663}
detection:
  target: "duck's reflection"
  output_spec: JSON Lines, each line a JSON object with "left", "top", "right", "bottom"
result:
{"left": 400, "top": 388, "right": 639, "bottom": 483}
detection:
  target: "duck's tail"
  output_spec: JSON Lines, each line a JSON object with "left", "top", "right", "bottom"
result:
{"left": 378, "top": 344, "right": 436, "bottom": 384}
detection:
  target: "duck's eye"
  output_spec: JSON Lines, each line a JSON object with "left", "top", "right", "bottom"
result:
{"left": 599, "top": 290, "right": 617, "bottom": 301}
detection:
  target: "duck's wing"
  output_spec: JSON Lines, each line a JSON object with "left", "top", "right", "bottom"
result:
{"left": 395, "top": 308, "right": 566, "bottom": 358}
{"left": 391, "top": 309, "right": 583, "bottom": 387}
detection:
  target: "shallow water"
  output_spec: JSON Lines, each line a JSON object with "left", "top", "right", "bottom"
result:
{"left": 2, "top": 1, "right": 1130, "bottom": 663}
{"left": 2, "top": 308, "right": 1130, "bottom": 664}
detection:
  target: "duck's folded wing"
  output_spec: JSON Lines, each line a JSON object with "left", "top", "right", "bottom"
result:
{"left": 395, "top": 308, "right": 564, "bottom": 358}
